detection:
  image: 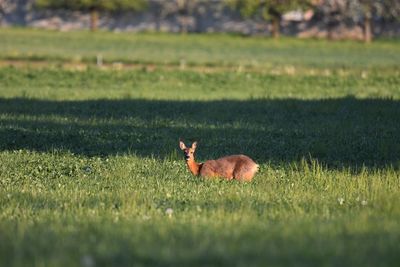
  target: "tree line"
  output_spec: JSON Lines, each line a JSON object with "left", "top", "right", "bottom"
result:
{"left": 34, "top": 0, "right": 400, "bottom": 43}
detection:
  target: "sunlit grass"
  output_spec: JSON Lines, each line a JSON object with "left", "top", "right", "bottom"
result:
{"left": 1, "top": 150, "right": 399, "bottom": 267}
{"left": 0, "top": 67, "right": 399, "bottom": 100}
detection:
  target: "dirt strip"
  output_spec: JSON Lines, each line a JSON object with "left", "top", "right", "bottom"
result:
{"left": 0, "top": 59, "right": 260, "bottom": 73}
{"left": 0, "top": 59, "right": 387, "bottom": 77}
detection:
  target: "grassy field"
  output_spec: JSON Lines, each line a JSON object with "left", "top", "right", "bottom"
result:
{"left": 2, "top": 28, "right": 400, "bottom": 69}
{"left": 0, "top": 28, "right": 400, "bottom": 267}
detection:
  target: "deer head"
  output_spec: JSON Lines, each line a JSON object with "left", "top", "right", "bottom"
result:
{"left": 179, "top": 140, "right": 197, "bottom": 162}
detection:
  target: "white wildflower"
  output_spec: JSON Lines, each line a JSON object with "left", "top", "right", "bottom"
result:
{"left": 338, "top": 197, "right": 345, "bottom": 205}
{"left": 165, "top": 208, "right": 173, "bottom": 218}
{"left": 361, "top": 71, "right": 368, "bottom": 79}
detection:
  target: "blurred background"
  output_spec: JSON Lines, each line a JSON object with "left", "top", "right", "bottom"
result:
{"left": 1, "top": 0, "right": 399, "bottom": 42}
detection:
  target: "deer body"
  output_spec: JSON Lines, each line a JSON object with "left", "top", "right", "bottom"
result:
{"left": 179, "top": 141, "right": 258, "bottom": 181}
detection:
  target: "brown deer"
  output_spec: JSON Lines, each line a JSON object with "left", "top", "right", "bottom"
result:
{"left": 179, "top": 140, "right": 259, "bottom": 181}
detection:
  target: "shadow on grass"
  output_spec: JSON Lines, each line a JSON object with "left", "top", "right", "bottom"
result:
{"left": 0, "top": 97, "right": 399, "bottom": 169}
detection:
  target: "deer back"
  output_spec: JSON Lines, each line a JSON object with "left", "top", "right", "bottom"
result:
{"left": 200, "top": 154, "right": 258, "bottom": 181}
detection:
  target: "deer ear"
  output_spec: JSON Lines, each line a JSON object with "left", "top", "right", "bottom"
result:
{"left": 179, "top": 141, "right": 187, "bottom": 150}
{"left": 191, "top": 142, "right": 197, "bottom": 150}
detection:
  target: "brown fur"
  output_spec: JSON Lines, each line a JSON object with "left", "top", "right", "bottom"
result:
{"left": 179, "top": 141, "right": 258, "bottom": 181}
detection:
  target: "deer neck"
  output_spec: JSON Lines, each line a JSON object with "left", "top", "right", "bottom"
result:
{"left": 186, "top": 158, "right": 202, "bottom": 176}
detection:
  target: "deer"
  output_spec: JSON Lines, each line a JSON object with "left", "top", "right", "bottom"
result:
{"left": 179, "top": 140, "right": 259, "bottom": 181}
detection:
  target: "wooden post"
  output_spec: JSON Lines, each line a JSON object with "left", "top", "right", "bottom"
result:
{"left": 272, "top": 16, "right": 280, "bottom": 39}
{"left": 364, "top": 16, "right": 372, "bottom": 43}
{"left": 90, "top": 8, "right": 99, "bottom": 31}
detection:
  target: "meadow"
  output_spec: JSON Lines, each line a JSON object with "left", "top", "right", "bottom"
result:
{"left": 0, "top": 28, "right": 400, "bottom": 267}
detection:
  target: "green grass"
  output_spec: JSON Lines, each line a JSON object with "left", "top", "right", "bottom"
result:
{"left": 0, "top": 29, "right": 400, "bottom": 267}
{"left": 1, "top": 28, "right": 400, "bottom": 69}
